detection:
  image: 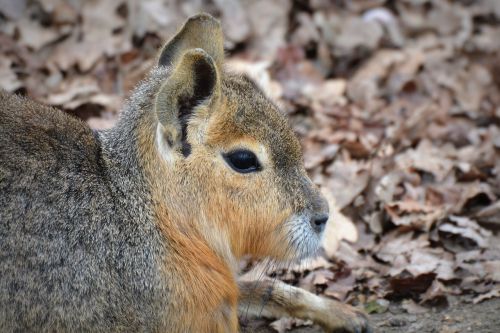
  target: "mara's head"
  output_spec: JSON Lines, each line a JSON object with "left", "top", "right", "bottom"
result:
{"left": 141, "top": 14, "right": 328, "bottom": 261}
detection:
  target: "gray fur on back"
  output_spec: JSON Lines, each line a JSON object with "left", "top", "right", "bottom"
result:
{"left": 0, "top": 67, "right": 170, "bottom": 332}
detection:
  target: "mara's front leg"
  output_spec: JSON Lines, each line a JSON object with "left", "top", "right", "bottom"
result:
{"left": 238, "top": 279, "right": 372, "bottom": 333}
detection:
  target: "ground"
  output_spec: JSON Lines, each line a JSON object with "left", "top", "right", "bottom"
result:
{"left": 243, "top": 297, "right": 500, "bottom": 333}
{"left": 372, "top": 297, "right": 500, "bottom": 333}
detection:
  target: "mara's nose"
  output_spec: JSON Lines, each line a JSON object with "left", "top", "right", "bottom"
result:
{"left": 311, "top": 214, "right": 329, "bottom": 233}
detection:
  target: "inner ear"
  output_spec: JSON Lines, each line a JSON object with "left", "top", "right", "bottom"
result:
{"left": 178, "top": 59, "right": 216, "bottom": 156}
{"left": 155, "top": 49, "right": 220, "bottom": 158}
{"left": 178, "top": 58, "right": 216, "bottom": 118}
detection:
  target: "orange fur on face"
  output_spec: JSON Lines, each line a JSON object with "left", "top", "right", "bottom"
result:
{"left": 194, "top": 92, "right": 305, "bottom": 260}
{"left": 185, "top": 143, "right": 294, "bottom": 260}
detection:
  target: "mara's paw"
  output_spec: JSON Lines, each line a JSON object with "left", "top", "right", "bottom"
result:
{"left": 333, "top": 305, "right": 372, "bottom": 333}
{"left": 317, "top": 299, "right": 372, "bottom": 333}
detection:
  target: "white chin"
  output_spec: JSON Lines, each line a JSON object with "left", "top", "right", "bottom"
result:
{"left": 286, "top": 214, "right": 322, "bottom": 260}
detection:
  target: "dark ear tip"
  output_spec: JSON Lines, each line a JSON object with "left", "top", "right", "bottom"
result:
{"left": 186, "top": 13, "right": 221, "bottom": 27}
{"left": 158, "top": 13, "right": 223, "bottom": 68}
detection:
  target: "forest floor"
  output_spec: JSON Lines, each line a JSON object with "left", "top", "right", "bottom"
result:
{"left": 242, "top": 296, "right": 500, "bottom": 333}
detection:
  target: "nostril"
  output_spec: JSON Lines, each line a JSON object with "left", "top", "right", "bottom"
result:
{"left": 311, "top": 214, "right": 329, "bottom": 233}
{"left": 315, "top": 216, "right": 328, "bottom": 225}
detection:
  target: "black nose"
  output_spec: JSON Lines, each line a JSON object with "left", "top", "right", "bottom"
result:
{"left": 311, "top": 214, "right": 328, "bottom": 233}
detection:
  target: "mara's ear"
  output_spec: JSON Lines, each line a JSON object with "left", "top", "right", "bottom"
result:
{"left": 155, "top": 48, "right": 219, "bottom": 158}
{"left": 158, "top": 13, "right": 224, "bottom": 69}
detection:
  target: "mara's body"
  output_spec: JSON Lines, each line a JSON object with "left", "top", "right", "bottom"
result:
{"left": 0, "top": 14, "right": 371, "bottom": 333}
{"left": 0, "top": 90, "right": 170, "bottom": 331}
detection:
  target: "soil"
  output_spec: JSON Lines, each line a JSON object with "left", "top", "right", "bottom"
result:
{"left": 242, "top": 296, "right": 500, "bottom": 333}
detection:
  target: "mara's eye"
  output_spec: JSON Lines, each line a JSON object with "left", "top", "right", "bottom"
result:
{"left": 223, "top": 150, "right": 261, "bottom": 174}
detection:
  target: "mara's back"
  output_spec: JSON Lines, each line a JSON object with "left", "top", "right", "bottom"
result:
{"left": 0, "top": 91, "right": 168, "bottom": 332}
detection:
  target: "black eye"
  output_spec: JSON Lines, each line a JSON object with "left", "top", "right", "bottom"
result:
{"left": 223, "top": 150, "right": 261, "bottom": 174}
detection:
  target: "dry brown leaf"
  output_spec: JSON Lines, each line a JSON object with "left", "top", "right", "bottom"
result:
{"left": 321, "top": 189, "right": 358, "bottom": 257}
{"left": 317, "top": 13, "right": 384, "bottom": 58}
{"left": 374, "top": 172, "right": 403, "bottom": 203}
{"left": 48, "top": 0, "right": 130, "bottom": 72}
{"left": 324, "top": 273, "right": 356, "bottom": 301}
{"left": 374, "top": 231, "right": 416, "bottom": 262}
{"left": 290, "top": 256, "right": 333, "bottom": 274}
{"left": 303, "top": 79, "right": 347, "bottom": 109}
{"left": 389, "top": 272, "right": 437, "bottom": 299}
{"left": 439, "top": 216, "right": 491, "bottom": 251}
{"left": 39, "top": 0, "right": 79, "bottom": 25}
{"left": 421, "top": 279, "right": 448, "bottom": 305}
{"left": 472, "top": 288, "right": 500, "bottom": 304}
{"left": 226, "top": 59, "right": 282, "bottom": 101}
{"left": 346, "top": 49, "right": 404, "bottom": 106}
{"left": 325, "top": 159, "right": 370, "bottom": 210}
{"left": 395, "top": 139, "right": 455, "bottom": 182}
{"left": 385, "top": 200, "right": 445, "bottom": 231}
{"left": 44, "top": 76, "right": 100, "bottom": 108}
{"left": 269, "top": 317, "right": 313, "bottom": 333}
{"left": 474, "top": 201, "right": 500, "bottom": 228}
{"left": 213, "top": 0, "right": 250, "bottom": 43}
{"left": 303, "top": 143, "right": 339, "bottom": 171}
{"left": 15, "top": 17, "right": 64, "bottom": 51}
{"left": 243, "top": 0, "right": 290, "bottom": 59}
{"left": 0, "top": 57, "right": 22, "bottom": 92}
{"left": 0, "top": 0, "right": 27, "bottom": 20}
{"left": 401, "top": 299, "right": 428, "bottom": 314}
{"left": 483, "top": 261, "right": 500, "bottom": 282}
